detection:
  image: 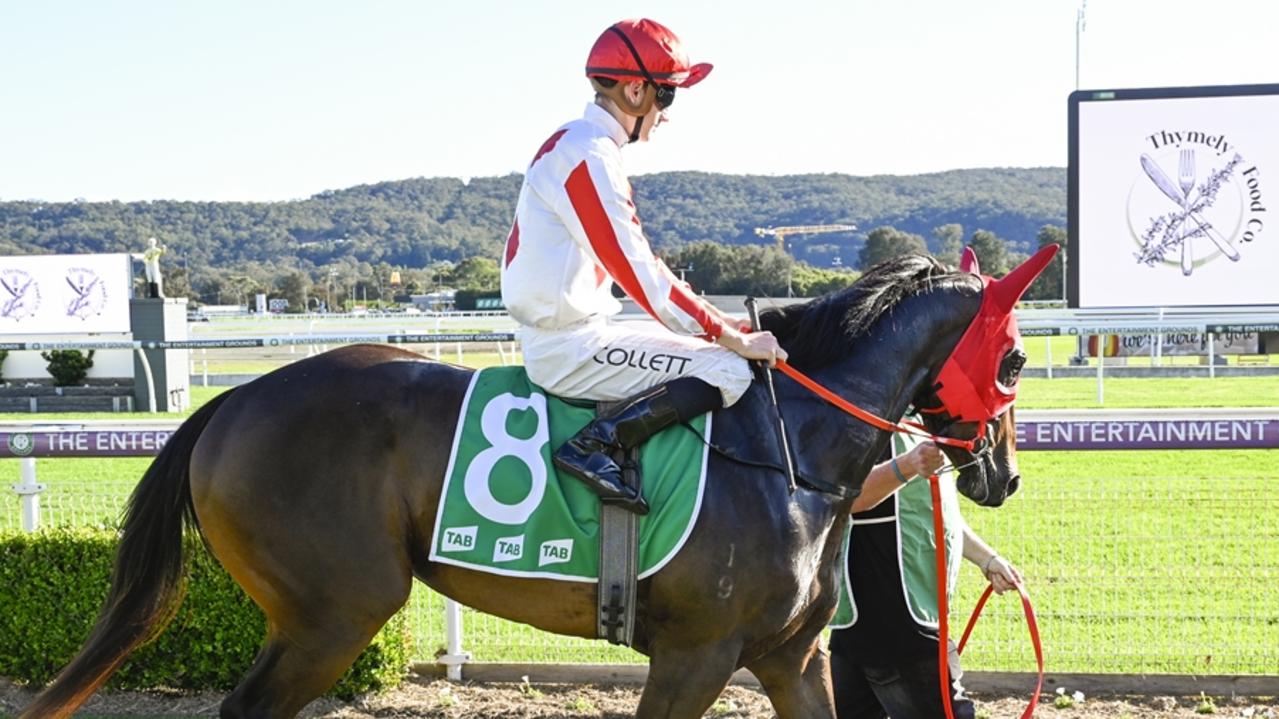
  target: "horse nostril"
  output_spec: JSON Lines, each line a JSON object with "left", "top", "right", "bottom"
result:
{"left": 1006, "top": 474, "right": 1021, "bottom": 497}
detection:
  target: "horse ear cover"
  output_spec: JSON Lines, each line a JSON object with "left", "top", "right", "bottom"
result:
{"left": 959, "top": 246, "right": 980, "bottom": 274}
{"left": 933, "top": 244, "right": 1060, "bottom": 422}
{"left": 990, "top": 244, "right": 1059, "bottom": 312}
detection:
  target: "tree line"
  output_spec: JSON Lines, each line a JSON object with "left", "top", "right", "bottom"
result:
{"left": 171, "top": 221, "right": 1066, "bottom": 312}
{"left": 0, "top": 167, "right": 1067, "bottom": 306}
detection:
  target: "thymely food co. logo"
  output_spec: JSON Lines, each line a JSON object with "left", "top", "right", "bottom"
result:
{"left": 65, "top": 267, "right": 108, "bottom": 320}
{"left": 0, "top": 269, "right": 41, "bottom": 321}
{"left": 1129, "top": 130, "right": 1266, "bottom": 276}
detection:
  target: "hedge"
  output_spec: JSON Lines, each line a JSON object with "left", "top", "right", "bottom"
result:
{"left": 0, "top": 529, "right": 411, "bottom": 698}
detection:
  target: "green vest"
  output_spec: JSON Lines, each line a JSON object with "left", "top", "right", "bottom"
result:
{"left": 831, "top": 428, "right": 964, "bottom": 629}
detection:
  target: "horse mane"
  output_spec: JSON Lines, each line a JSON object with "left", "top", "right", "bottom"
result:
{"left": 758, "top": 254, "right": 982, "bottom": 370}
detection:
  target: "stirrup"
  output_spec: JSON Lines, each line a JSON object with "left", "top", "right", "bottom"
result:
{"left": 552, "top": 451, "right": 650, "bottom": 516}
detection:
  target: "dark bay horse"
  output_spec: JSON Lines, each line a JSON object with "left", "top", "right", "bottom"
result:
{"left": 21, "top": 253, "right": 1039, "bottom": 719}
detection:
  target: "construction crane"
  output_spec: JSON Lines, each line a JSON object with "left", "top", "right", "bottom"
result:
{"left": 754, "top": 224, "right": 858, "bottom": 252}
{"left": 754, "top": 224, "right": 857, "bottom": 296}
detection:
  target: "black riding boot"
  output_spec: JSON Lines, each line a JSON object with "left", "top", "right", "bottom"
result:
{"left": 553, "top": 377, "right": 723, "bottom": 515}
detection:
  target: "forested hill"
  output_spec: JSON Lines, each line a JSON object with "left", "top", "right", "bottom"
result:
{"left": 0, "top": 167, "right": 1064, "bottom": 272}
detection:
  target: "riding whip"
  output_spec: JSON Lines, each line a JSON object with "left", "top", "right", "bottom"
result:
{"left": 745, "top": 297, "right": 797, "bottom": 493}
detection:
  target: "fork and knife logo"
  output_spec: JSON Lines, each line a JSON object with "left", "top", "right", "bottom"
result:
{"left": 1139, "top": 151, "right": 1242, "bottom": 275}
{"left": 65, "top": 270, "right": 106, "bottom": 318}
{"left": 0, "top": 270, "right": 39, "bottom": 319}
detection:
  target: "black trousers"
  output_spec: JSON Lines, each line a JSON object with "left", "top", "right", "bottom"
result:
{"left": 830, "top": 639, "right": 975, "bottom": 719}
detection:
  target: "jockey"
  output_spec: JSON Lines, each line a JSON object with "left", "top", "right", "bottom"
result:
{"left": 500, "top": 18, "right": 786, "bottom": 515}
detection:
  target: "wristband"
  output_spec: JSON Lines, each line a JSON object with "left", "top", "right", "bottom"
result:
{"left": 982, "top": 554, "right": 1001, "bottom": 576}
{"left": 890, "top": 458, "right": 910, "bottom": 484}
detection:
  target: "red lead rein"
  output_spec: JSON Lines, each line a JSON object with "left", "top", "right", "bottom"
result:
{"left": 774, "top": 360, "right": 979, "bottom": 452}
{"left": 771, "top": 359, "right": 1043, "bottom": 717}
{"left": 931, "top": 474, "right": 1045, "bottom": 719}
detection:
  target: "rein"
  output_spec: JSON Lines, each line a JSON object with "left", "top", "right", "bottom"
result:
{"left": 774, "top": 360, "right": 981, "bottom": 452}
{"left": 931, "top": 474, "right": 1044, "bottom": 719}
{"left": 770, "top": 359, "right": 1043, "bottom": 717}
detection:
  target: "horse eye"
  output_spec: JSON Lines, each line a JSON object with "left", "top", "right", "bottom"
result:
{"left": 998, "top": 349, "right": 1027, "bottom": 388}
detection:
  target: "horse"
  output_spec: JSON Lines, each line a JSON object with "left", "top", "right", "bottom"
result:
{"left": 20, "top": 249, "right": 1050, "bottom": 719}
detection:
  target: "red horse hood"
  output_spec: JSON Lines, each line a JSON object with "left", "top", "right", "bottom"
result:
{"left": 933, "top": 244, "right": 1059, "bottom": 422}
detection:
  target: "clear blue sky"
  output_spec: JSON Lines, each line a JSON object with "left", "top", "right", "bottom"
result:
{"left": 2, "top": 0, "right": 1275, "bottom": 202}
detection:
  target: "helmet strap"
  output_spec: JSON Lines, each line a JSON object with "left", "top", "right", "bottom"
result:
{"left": 591, "top": 78, "right": 656, "bottom": 143}
{"left": 629, "top": 113, "right": 645, "bottom": 144}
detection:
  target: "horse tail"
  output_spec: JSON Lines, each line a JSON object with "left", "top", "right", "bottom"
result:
{"left": 19, "top": 389, "right": 237, "bottom": 719}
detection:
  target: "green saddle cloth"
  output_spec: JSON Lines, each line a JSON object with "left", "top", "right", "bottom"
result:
{"left": 428, "top": 366, "right": 710, "bottom": 582}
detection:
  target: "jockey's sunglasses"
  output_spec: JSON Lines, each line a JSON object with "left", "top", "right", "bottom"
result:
{"left": 653, "top": 83, "right": 676, "bottom": 110}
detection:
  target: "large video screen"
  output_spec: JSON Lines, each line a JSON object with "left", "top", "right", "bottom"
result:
{"left": 1069, "top": 84, "right": 1279, "bottom": 308}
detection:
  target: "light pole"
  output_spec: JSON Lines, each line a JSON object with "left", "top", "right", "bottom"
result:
{"left": 1075, "top": 0, "right": 1087, "bottom": 90}
{"left": 1061, "top": 251, "right": 1068, "bottom": 303}
{"left": 785, "top": 240, "right": 795, "bottom": 298}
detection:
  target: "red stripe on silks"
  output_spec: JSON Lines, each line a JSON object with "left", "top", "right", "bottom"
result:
{"left": 504, "top": 221, "right": 520, "bottom": 268}
{"left": 668, "top": 283, "right": 724, "bottom": 340}
{"left": 594, "top": 264, "right": 608, "bottom": 287}
{"left": 530, "top": 129, "right": 568, "bottom": 168}
{"left": 564, "top": 160, "right": 659, "bottom": 320}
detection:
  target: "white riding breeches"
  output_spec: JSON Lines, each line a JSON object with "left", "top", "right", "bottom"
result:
{"left": 519, "top": 318, "right": 753, "bottom": 407}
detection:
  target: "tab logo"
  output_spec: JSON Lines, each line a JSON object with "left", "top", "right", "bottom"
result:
{"left": 493, "top": 534, "right": 524, "bottom": 563}
{"left": 538, "top": 539, "right": 573, "bottom": 567}
{"left": 441, "top": 526, "right": 478, "bottom": 553}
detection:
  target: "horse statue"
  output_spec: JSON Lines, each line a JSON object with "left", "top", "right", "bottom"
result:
{"left": 19, "top": 246, "right": 1056, "bottom": 719}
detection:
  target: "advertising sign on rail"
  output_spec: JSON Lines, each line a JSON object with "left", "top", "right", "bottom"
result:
{"left": 1086, "top": 331, "right": 1260, "bottom": 357}
{"left": 0, "top": 253, "right": 132, "bottom": 334}
{"left": 1069, "top": 83, "right": 1279, "bottom": 308}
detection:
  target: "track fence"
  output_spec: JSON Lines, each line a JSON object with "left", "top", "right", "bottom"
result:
{"left": 4, "top": 415, "right": 1277, "bottom": 677}
{"left": 401, "top": 469, "right": 1279, "bottom": 676}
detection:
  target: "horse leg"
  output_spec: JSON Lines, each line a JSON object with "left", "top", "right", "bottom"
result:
{"left": 634, "top": 643, "right": 740, "bottom": 719}
{"left": 746, "top": 633, "right": 837, "bottom": 719}
{"left": 218, "top": 620, "right": 370, "bottom": 718}
{"left": 197, "top": 477, "right": 414, "bottom": 717}
{"left": 217, "top": 584, "right": 408, "bottom": 719}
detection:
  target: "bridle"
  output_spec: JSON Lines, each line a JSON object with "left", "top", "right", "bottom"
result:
{"left": 912, "top": 404, "right": 999, "bottom": 475}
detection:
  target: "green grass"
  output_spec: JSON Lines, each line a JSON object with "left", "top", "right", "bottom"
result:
{"left": 2, "top": 356, "right": 1277, "bottom": 675}
{"left": 1022, "top": 336, "right": 1079, "bottom": 367}
{"left": 957, "top": 450, "right": 1279, "bottom": 674}
{"left": 1017, "top": 376, "right": 1279, "bottom": 409}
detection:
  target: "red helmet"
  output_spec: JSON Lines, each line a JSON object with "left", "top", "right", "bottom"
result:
{"left": 585, "top": 18, "right": 712, "bottom": 89}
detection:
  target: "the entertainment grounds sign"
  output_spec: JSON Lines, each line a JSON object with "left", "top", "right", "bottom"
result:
{"left": 4, "top": 417, "right": 1277, "bottom": 458}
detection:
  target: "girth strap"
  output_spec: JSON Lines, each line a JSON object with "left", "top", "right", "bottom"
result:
{"left": 596, "top": 401, "right": 640, "bottom": 646}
